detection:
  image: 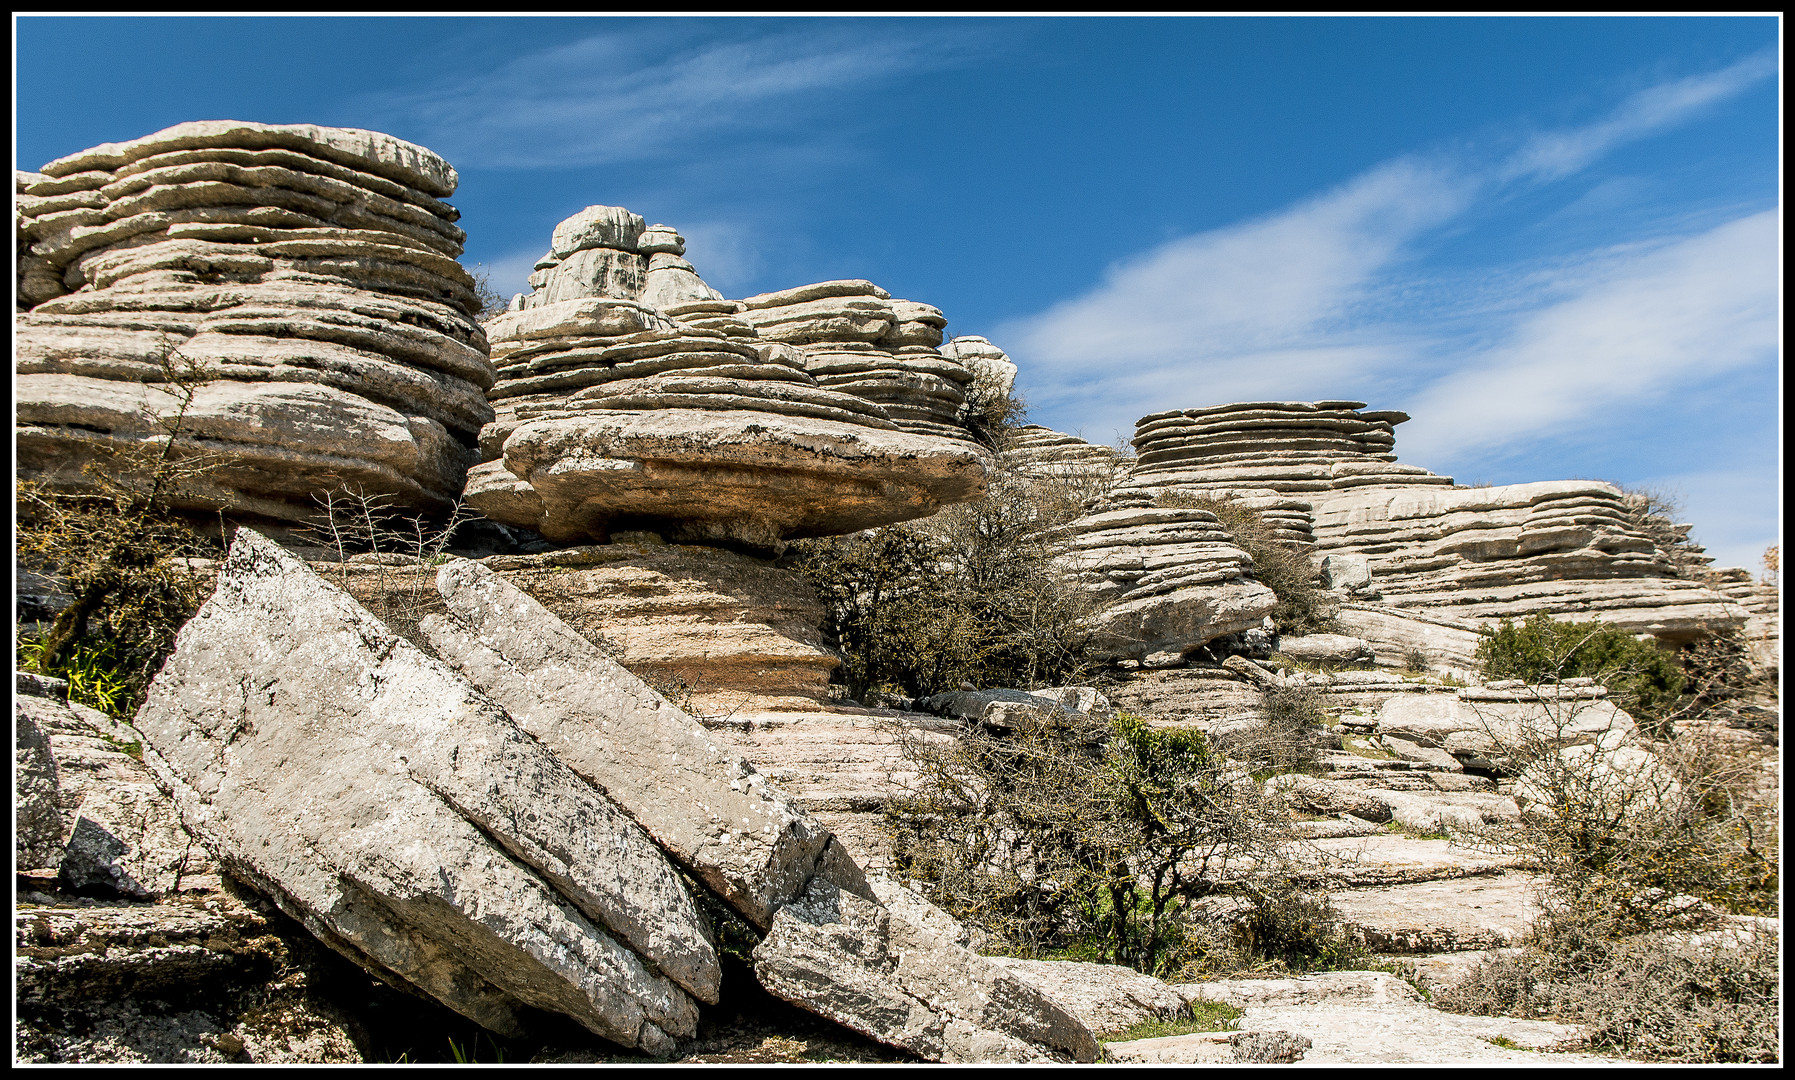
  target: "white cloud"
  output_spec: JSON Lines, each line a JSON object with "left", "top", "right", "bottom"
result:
{"left": 370, "top": 24, "right": 963, "bottom": 170}
{"left": 676, "top": 220, "right": 768, "bottom": 295}
{"left": 1004, "top": 158, "right": 1470, "bottom": 439}
{"left": 1004, "top": 53, "right": 1775, "bottom": 452}
{"left": 1398, "top": 210, "right": 1779, "bottom": 462}
{"left": 1500, "top": 50, "right": 1776, "bottom": 182}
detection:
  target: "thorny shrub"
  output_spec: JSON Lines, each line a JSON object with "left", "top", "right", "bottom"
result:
{"left": 1214, "top": 685, "right": 1328, "bottom": 776}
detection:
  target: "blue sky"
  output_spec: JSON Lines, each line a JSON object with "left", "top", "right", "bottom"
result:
{"left": 14, "top": 15, "right": 1781, "bottom": 572}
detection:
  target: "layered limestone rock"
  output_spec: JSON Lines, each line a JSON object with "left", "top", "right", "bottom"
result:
{"left": 134, "top": 530, "right": 717, "bottom": 1054}
{"left": 1118, "top": 401, "right": 1744, "bottom": 643}
{"left": 15, "top": 121, "right": 493, "bottom": 523}
{"left": 1000, "top": 425, "right": 1126, "bottom": 483}
{"left": 1051, "top": 491, "right": 1278, "bottom": 661}
{"left": 1709, "top": 567, "right": 1780, "bottom": 674}
{"left": 736, "top": 280, "right": 979, "bottom": 441}
{"left": 466, "top": 208, "right": 990, "bottom": 549}
{"left": 939, "top": 335, "right": 1018, "bottom": 417}
{"left": 480, "top": 543, "right": 841, "bottom": 714}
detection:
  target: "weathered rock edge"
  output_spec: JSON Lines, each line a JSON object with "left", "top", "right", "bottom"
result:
{"left": 132, "top": 529, "right": 714, "bottom": 1055}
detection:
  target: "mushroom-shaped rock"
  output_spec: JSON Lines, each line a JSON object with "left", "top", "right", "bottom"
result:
{"left": 466, "top": 210, "right": 992, "bottom": 547}
{"left": 15, "top": 121, "right": 494, "bottom": 522}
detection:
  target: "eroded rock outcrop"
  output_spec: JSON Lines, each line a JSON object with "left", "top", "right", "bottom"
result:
{"left": 1050, "top": 492, "right": 1279, "bottom": 661}
{"left": 465, "top": 208, "right": 990, "bottom": 549}
{"left": 1117, "top": 401, "right": 1746, "bottom": 643}
{"left": 1000, "top": 424, "right": 1126, "bottom": 482}
{"left": 16, "top": 122, "right": 494, "bottom": 523}
{"left": 736, "top": 280, "right": 977, "bottom": 442}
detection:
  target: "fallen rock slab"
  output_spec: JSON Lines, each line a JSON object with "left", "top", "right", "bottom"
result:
{"left": 984, "top": 957, "right": 1190, "bottom": 1037}
{"left": 421, "top": 561, "right": 1100, "bottom": 1062}
{"left": 753, "top": 877, "right": 1099, "bottom": 1063}
{"left": 1329, "top": 875, "right": 1542, "bottom": 953}
{"left": 133, "top": 529, "right": 713, "bottom": 1053}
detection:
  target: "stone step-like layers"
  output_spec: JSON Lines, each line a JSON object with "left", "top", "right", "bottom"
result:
{"left": 15, "top": 121, "right": 494, "bottom": 523}
{"left": 1117, "top": 401, "right": 1745, "bottom": 643}
{"left": 467, "top": 209, "right": 991, "bottom": 549}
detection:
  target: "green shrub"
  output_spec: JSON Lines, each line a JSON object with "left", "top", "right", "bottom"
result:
{"left": 791, "top": 470, "right": 1095, "bottom": 701}
{"left": 887, "top": 706, "right": 1302, "bottom": 978}
{"left": 1474, "top": 613, "right": 1685, "bottom": 733}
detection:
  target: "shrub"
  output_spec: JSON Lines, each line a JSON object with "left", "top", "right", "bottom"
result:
{"left": 1475, "top": 614, "right": 1686, "bottom": 734}
{"left": 1152, "top": 493, "right": 1337, "bottom": 635}
{"left": 1435, "top": 920, "right": 1779, "bottom": 1063}
{"left": 791, "top": 471, "right": 1095, "bottom": 701}
{"left": 1215, "top": 685, "right": 1327, "bottom": 775}
{"left": 886, "top": 706, "right": 1303, "bottom": 977}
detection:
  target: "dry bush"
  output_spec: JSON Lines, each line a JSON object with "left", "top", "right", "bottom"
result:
{"left": 16, "top": 342, "right": 225, "bottom": 717}
{"left": 1214, "top": 685, "right": 1328, "bottom": 776}
{"left": 1435, "top": 922, "right": 1779, "bottom": 1062}
{"left": 885, "top": 706, "right": 1318, "bottom": 977}
{"left": 1152, "top": 492, "right": 1338, "bottom": 635}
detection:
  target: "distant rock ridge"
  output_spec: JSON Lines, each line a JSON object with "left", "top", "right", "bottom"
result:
{"left": 1113, "top": 400, "right": 1746, "bottom": 643}
{"left": 15, "top": 121, "right": 495, "bottom": 522}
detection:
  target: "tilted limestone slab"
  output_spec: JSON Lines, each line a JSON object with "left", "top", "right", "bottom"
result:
{"left": 754, "top": 876, "right": 1100, "bottom": 1064}
{"left": 420, "top": 562, "right": 1101, "bottom": 1062}
{"left": 421, "top": 558, "right": 838, "bottom": 928}
{"left": 132, "top": 530, "right": 716, "bottom": 1052}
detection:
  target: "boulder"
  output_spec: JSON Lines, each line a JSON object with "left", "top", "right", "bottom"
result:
{"left": 982, "top": 957, "right": 1189, "bottom": 1037}
{"left": 16, "top": 673, "right": 212, "bottom": 899}
{"left": 1051, "top": 505, "right": 1279, "bottom": 660}
{"left": 16, "top": 121, "right": 494, "bottom": 522}
{"left": 753, "top": 876, "right": 1099, "bottom": 1063}
{"left": 1264, "top": 774, "right": 1393, "bottom": 823}
{"left": 1275, "top": 633, "right": 1375, "bottom": 665}
{"left": 133, "top": 529, "right": 715, "bottom": 1053}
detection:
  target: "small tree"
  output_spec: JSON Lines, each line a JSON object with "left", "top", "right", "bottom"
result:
{"left": 886, "top": 706, "right": 1304, "bottom": 977}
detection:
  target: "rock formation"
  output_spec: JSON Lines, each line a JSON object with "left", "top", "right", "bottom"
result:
{"left": 1001, "top": 424, "right": 1127, "bottom": 482}
{"left": 15, "top": 121, "right": 494, "bottom": 524}
{"left": 126, "top": 530, "right": 1096, "bottom": 1062}
{"left": 939, "top": 335, "right": 1019, "bottom": 421}
{"left": 1116, "top": 401, "right": 1746, "bottom": 644}
{"left": 735, "top": 280, "right": 978, "bottom": 442}
{"left": 1709, "top": 567, "right": 1780, "bottom": 675}
{"left": 1050, "top": 491, "right": 1279, "bottom": 661}
{"left": 464, "top": 207, "right": 991, "bottom": 550}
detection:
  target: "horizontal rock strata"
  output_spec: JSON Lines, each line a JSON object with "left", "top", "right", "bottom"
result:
{"left": 1117, "top": 401, "right": 1744, "bottom": 642}
{"left": 479, "top": 543, "right": 841, "bottom": 713}
{"left": 1000, "top": 424, "right": 1125, "bottom": 482}
{"left": 467, "top": 209, "right": 990, "bottom": 547}
{"left": 16, "top": 121, "right": 493, "bottom": 522}
{"left": 736, "top": 280, "right": 977, "bottom": 442}
{"left": 1049, "top": 501, "right": 1278, "bottom": 660}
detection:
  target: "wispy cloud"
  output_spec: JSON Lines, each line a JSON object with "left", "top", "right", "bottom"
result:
{"left": 367, "top": 23, "right": 971, "bottom": 170}
{"left": 1005, "top": 53, "right": 1776, "bottom": 452}
{"left": 1500, "top": 50, "right": 1777, "bottom": 182}
{"left": 1398, "top": 210, "right": 1778, "bottom": 462}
